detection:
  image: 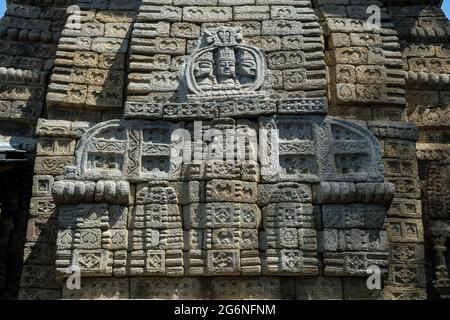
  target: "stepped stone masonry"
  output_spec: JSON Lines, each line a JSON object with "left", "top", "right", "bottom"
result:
{"left": 0, "top": 0, "right": 448, "bottom": 300}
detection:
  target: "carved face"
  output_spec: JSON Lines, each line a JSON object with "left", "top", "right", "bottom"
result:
{"left": 239, "top": 59, "right": 257, "bottom": 77}
{"left": 194, "top": 60, "right": 213, "bottom": 78}
{"left": 217, "top": 59, "right": 236, "bottom": 78}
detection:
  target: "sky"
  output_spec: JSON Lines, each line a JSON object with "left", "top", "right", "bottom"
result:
{"left": 0, "top": 1, "right": 449, "bottom": 22}
{"left": 443, "top": 0, "right": 450, "bottom": 17}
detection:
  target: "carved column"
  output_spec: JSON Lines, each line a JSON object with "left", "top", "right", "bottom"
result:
{"left": 0, "top": 0, "right": 72, "bottom": 299}
{"left": 316, "top": 0, "right": 428, "bottom": 299}
{"left": 17, "top": 0, "right": 141, "bottom": 300}
{"left": 387, "top": 1, "right": 450, "bottom": 299}
{"left": 432, "top": 236, "right": 449, "bottom": 284}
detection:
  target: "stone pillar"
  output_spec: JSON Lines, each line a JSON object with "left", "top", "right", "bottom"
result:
{"left": 316, "top": 0, "right": 428, "bottom": 299}
{"left": 387, "top": 1, "right": 450, "bottom": 299}
{"left": 17, "top": 0, "right": 141, "bottom": 299}
{"left": 0, "top": 0, "right": 71, "bottom": 299}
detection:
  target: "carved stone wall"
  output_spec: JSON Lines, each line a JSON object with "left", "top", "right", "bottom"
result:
{"left": 14, "top": 0, "right": 143, "bottom": 300}
{"left": 44, "top": 12, "right": 394, "bottom": 298}
{"left": 0, "top": 0, "right": 71, "bottom": 299}
{"left": 0, "top": 0, "right": 447, "bottom": 300}
{"left": 317, "top": 0, "right": 428, "bottom": 299}
{"left": 387, "top": 1, "right": 450, "bottom": 299}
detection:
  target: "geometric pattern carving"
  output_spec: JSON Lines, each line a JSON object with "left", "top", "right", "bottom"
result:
{"left": 49, "top": 24, "right": 390, "bottom": 284}
{"left": 54, "top": 111, "right": 389, "bottom": 279}
{"left": 260, "top": 116, "right": 385, "bottom": 183}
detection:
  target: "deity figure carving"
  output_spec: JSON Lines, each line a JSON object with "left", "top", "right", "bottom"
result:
{"left": 237, "top": 50, "right": 258, "bottom": 87}
{"left": 185, "top": 27, "right": 265, "bottom": 97}
{"left": 193, "top": 52, "right": 214, "bottom": 90}
{"left": 215, "top": 47, "right": 238, "bottom": 88}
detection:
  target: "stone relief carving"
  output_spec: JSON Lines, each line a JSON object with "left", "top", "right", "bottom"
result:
{"left": 64, "top": 120, "right": 185, "bottom": 182}
{"left": 60, "top": 115, "right": 384, "bottom": 185}
{"left": 53, "top": 115, "right": 391, "bottom": 279}
{"left": 50, "top": 26, "right": 391, "bottom": 282}
{"left": 184, "top": 27, "right": 265, "bottom": 98}
{"left": 259, "top": 116, "right": 385, "bottom": 183}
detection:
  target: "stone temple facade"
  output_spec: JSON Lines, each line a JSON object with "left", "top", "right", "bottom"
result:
{"left": 0, "top": 0, "right": 448, "bottom": 300}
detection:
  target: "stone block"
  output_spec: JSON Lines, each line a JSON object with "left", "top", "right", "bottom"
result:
{"left": 132, "top": 37, "right": 186, "bottom": 55}
{"left": 247, "top": 36, "right": 282, "bottom": 52}
{"left": 207, "top": 250, "right": 240, "bottom": 275}
{"left": 32, "top": 175, "right": 54, "bottom": 197}
{"left": 139, "top": 6, "right": 182, "bottom": 22}
{"left": 234, "top": 6, "right": 270, "bottom": 21}
{"left": 130, "top": 277, "right": 206, "bottom": 299}
{"left": 258, "top": 183, "right": 312, "bottom": 206}
{"left": 170, "top": 22, "right": 201, "bottom": 39}
{"left": 263, "top": 203, "right": 314, "bottom": 228}
{"left": 20, "top": 265, "right": 59, "bottom": 290}
{"left": 387, "top": 219, "right": 424, "bottom": 243}
{"left": 18, "top": 289, "right": 61, "bottom": 300}
{"left": 321, "top": 204, "right": 386, "bottom": 229}
{"left": 183, "top": 203, "right": 261, "bottom": 229}
{"left": 62, "top": 277, "right": 129, "bottom": 299}
{"left": 34, "top": 156, "right": 74, "bottom": 175}
{"left": 296, "top": 277, "right": 343, "bottom": 300}
{"left": 388, "top": 263, "right": 426, "bottom": 288}
{"left": 262, "top": 20, "right": 303, "bottom": 35}
{"left": 323, "top": 252, "right": 389, "bottom": 277}
{"left": 318, "top": 229, "right": 388, "bottom": 252}
{"left": 343, "top": 278, "right": 383, "bottom": 300}
{"left": 183, "top": 6, "right": 232, "bottom": 22}
{"left": 132, "top": 22, "right": 170, "bottom": 38}
{"left": 383, "top": 286, "right": 427, "bottom": 300}
{"left": 29, "top": 197, "right": 56, "bottom": 218}
{"left": 262, "top": 249, "right": 319, "bottom": 275}
{"left": 37, "top": 138, "right": 76, "bottom": 156}
{"left": 211, "top": 278, "right": 296, "bottom": 299}
{"left": 206, "top": 180, "right": 257, "bottom": 203}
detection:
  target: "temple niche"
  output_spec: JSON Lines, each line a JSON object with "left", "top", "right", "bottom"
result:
{"left": 186, "top": 27, "right": 264, "bottom": 95}
{"left": 0, "top": 0, "right": 447, "bottom": 300}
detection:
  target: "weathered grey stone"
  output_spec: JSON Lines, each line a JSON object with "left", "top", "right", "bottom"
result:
{"left": 130, "top": 277, "right": 206, "bottom": 299}
{"left": 313, "top": 182, "right": 394, "bottom": 204}
{"left": 206, "top": 180, "right": 257, "bottom": 203}
{"left": 32, "top": 175, "right": 54, "bottom": 197}
{"left": 211, "top": 277, "right": 296, "bottom": 299}
{"left": 183, "top": 7, "right": 232, "bottom": 23}
{"left": 6, "top": 1, "right": 429, "bottom": 300}
{"left": 263, "top": 203, "right": 314, "bottom": 228}
{"left": 258, "top": 183, "right": 312, "bottom": 206}
{"left": 321, "top": 204, "right": 386, "bottom": 229}
{"left": 139, "top": 6, "right": 182, "bottom": 22}
{"left": 52, "top": 180, "right": 129, "bottom": 205}
{"left": 183, "top": 203, "right": 261, "bottom": 229}
{"left": 343, "top": 278, "right": 383, "bottom": 300}
{"left": 62, "top": 278, "right": 129, "bottom": 300}
{"left": 318, "top": 229, "right": 388, "bottom": 252}
{"left": 296, "top": 277, "right": 343, "bottom": 300}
